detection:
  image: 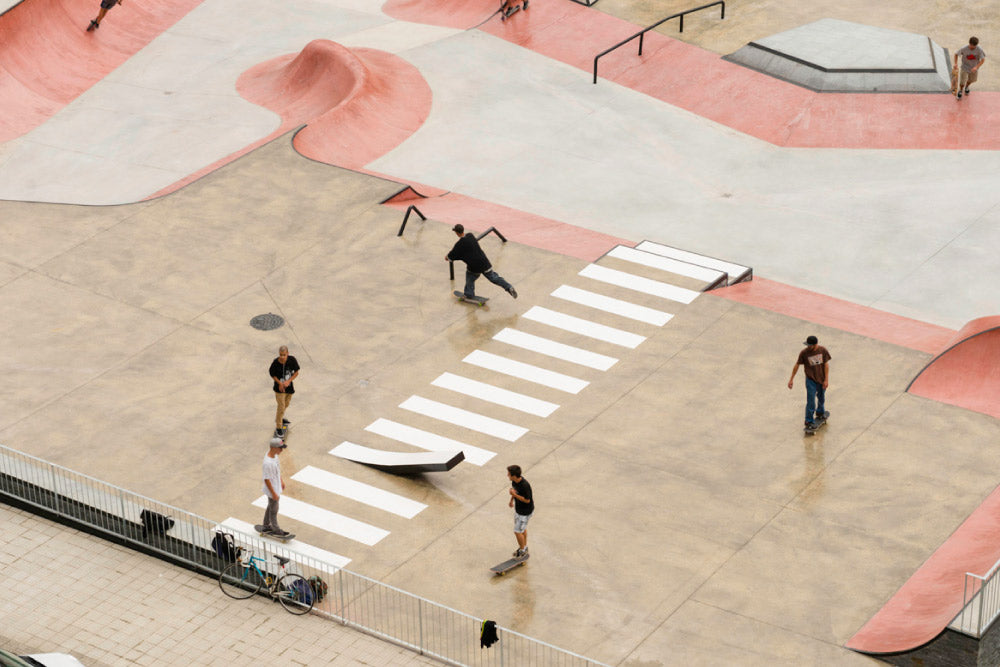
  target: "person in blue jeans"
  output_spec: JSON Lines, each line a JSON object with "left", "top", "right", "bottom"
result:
{"left": 788, "top": 335, "right": 831, "bottom": 429}
{"left": 446, "top": 224, "right": 517, "bottom": 300}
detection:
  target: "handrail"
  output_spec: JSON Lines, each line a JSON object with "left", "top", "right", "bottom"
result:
{"left": 396, "top": 205, "right": 426, "bottom": 237}
{"left": 593, "top": 1, "right": 725, "bottom": 84}
{"left": 450, "top": 227, "right": 507, "bottom": 280}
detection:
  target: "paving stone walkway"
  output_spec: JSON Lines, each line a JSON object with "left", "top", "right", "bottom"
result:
{"left": 0, "top": 504, "right": 439, "bottom": 667}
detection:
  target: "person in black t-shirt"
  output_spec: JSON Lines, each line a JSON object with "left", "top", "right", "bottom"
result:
{"left": 268, "top": 345, "right": 300, "bottom": 438}
{"left": 446, "top": 224, "right": 518, "bottom": 300}
{"left": 507, "top": 464, "right": 533, "bottom": 558}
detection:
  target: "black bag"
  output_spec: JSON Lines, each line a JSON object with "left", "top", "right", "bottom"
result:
{"left": 480, "top": 620, "right": 499, "bottom": 648}
{"left": 211, "top": 531, "right": 241, "bottom": 562}
{"left": 139, "top": 509, "right": 175, "bottom": 538}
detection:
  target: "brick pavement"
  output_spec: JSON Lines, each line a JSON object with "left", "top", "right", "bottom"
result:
{"left": 0, "top": 504, "right": 440, "bottom": 667}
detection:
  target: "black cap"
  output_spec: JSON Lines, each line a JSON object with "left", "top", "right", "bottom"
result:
{"left": 452, "top": 224, "right": 464, "bottom": 234}
{"left": 804, "top": 335, "right": 818, "bottom": 345}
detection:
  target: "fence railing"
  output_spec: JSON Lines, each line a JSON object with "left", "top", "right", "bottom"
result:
{"left": 955, "top": 563, "right": 1000, "bottom": 637}
{"left": 593, "top": 1, "right": 725, "bottom": 83}
{"left": 0, "top": 444, "right": 608, "bottom": 667}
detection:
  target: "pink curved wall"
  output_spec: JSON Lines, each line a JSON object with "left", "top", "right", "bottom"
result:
{"left": 0, "top": 0, "right": 203, "bottom": 142}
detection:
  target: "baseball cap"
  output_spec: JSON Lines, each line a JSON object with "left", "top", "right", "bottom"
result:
{"left": 452, "top": 224, "right": 464, "bottom": 234}
{"left": 804, "top": 335, "right": 818, "bottom": 345}
{"left": 269, "top": 437, "right": 287, "bottom": 449}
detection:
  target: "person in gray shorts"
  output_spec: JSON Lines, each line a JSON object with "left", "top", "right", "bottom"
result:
{"left": 87, "top": 0, "right": 122, "bottom": 30}
{"left": 507, "top": 465, "right": 534, "bottom": 558}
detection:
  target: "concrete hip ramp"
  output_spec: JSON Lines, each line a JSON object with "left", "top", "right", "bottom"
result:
{"left": 236, "top": 39, "right": 432, "bottom": 170}
{"left": 907, "top": 316, "right": 1000, "bottom": 419}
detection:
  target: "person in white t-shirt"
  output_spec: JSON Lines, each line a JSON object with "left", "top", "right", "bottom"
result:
{"left": 261, "top": 438, "right": 289, "bottom": 537}
{"left": 954, "top": 37, "right": 986, "bottom": 99}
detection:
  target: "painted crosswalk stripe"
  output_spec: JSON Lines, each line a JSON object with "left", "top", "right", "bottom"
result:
{"left": 523, "top": 306, "right": 645, "bottom": 349}
{"left": 400, "top": 395, "right": 528, "bottom": 441}
{"left": 291, "top": 465, "right": 426, "bottom": 519}
{"left": 494, "top": 328, "right": 617, "bottom": 371}
{"left": 432, "top": 372, "right": 559, "bottom": 417}
{"left": 220, "top": 517, "right": 351, "bottom": 569}
{"left": 366, "top": 418, "right": 496, "bottom": 466}
{"left": 607, "top": 245, "right": 725, "bottom": 283}
{"left": 580, "top": 264, "right": 699, "bottom": 304}
{"left": 250, "top": 495, "right": 389, "bottom": 546}
{"left": 463, "top": 350, "right": 588, "bottom": 394}
{"left": 551, "top": 285, "right": 672, "bottom": 326}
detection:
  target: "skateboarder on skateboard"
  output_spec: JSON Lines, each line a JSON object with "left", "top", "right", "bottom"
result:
{"left": 788, "top": 335, "right": 831, "bottom": 432}
{"left": 260, "top": 437, "right": 293, "bottom": 539}
{"left": 269, "top": 345, "right": 299, "bottom": 438}
{"left": 446, "top": 224, "right": 518, "bottom": 302}
{"left": 507, "top": 465, "right": 533, "bottom": 557}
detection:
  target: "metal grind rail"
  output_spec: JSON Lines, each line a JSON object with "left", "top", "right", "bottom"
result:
{"left": 593, "top": 1, "right": 725, "bottom": 84}
{"left": 0, "top": 444, "right": 608, "bottom": 667}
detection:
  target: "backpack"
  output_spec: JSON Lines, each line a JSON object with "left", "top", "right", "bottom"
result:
{"left": 211, "top": 531, "right": 241, "bottom": 563}
{"left": 287, "top": 577, "right": 315, "bottom": 605}
{"left": 139, "top": 509, "right": 175, "bottom": 538}
{"left": 308, "top": 575, "right": 328, "bottom": 603}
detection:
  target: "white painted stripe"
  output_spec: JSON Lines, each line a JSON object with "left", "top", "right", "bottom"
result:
{"left": 219, "top": 517, "right": 351, "bottom": 569}
{"left": 636, "top": 240, "right": 749, "bottom": 279}
{"left": 400, "top": 395, "right": 527, "bottom": 441}
{"left": 251, "top": 495, "right": 389, "bottom": 546}
{"left": 366, "top": 419, "right": 495, "bottom": 466}
{"left": 494, "top": 328, "right": 617, "bottom": 371}
{"left": 607, "top": 245, "right": 725, "bottom": 283}
{"left": 432, "top": 372, "right": 559, "bottom": 417}
{"left": 330, "top": 442, "right": 463, "bottom": 469}
{"left": 551, "top": 285, "right": 673, "bottom": 326}
{"left": 523, "top": 306, "right": 645, "bottom": 349}
{"left": 291, "top": 465, "right": 426, "bottom": 519}
{"left": 463, "top": 350, "right": 589, "bottom": 394}
{"left": 579, "top": 264, "right": 699, "bottom": 304}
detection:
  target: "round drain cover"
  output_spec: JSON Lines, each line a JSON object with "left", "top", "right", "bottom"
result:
{"left": 250, "top": 313, "right": 285, "bottom": 331}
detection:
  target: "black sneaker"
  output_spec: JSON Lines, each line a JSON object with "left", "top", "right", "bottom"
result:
{"left": 965, "top": 87, "right": 971, "bottom": 95}
{"left": 282, "top": 418, "right": 291, "bottom": 425}
{"left": 273, "top": 428, "right": 284, "bottom": 437}
{"left": 804, "top": 421, "right": 817, "bottom": 430}
{"left": 815, "top": 411, "right": 830, "bottom": 421}
{"left": 508, "top": 286, "right": 518, "bottom": 299}
{"left": 957, "top": 91, "right": 963, "bottom": 99}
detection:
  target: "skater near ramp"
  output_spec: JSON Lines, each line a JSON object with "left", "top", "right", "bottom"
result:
{"left": 446, "top": 224, "right": 518, "bottom": 303}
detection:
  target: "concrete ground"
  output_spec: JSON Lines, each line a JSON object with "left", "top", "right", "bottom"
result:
{"left": 0, "top": 504, "right": 438, "bottom": 666}
{"left": 4, "top": 0, "right": 1000, "bottom": 666}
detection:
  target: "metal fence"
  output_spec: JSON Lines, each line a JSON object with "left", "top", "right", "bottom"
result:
{"left": 955, "top": 564, "right": 1000, "bottom": 637}
{"left": 0, "top": 444, "right": 608, "bottom": 667}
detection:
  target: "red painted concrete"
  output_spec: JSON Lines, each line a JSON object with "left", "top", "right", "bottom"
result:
{"left": 907, "top": 317, "right": 1000, "bottom": 419}
{"left": 150, "top": 40, "right": 432, "bottom": 198}
{"left": 386, "top": 0, "right": 1000, "bottom": 150}
{"left": 382, "top": 189, "right": 632, "bottom": 262}
{"left": 847, "top": 482, "right": 1000, "bottom": 654}
{"left": 382, "top": 0, "right": 497, "bottom": 29}
{"left": 714, "top": 278, "right": 954, "bottom": 355}
{"left": 0, "top": 0, "right": 203, "bottom": 142}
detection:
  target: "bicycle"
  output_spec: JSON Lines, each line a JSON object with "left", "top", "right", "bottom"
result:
{"left": 218, "top": 552, "right": 314, "bottom": 615}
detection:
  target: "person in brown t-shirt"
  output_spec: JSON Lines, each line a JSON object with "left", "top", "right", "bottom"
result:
{"left": 788, "top": 335, "right": 831, "bottom": 428}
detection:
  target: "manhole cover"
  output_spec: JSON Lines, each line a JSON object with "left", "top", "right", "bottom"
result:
{"left": 250, "top": 313, "right": 285, "bottom": 331}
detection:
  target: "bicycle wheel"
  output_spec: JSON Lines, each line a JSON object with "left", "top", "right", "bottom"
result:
{"left": 275, "top": 574, "right": 314, "bottom": 615}
{"left": 219, "top": 562, "right": 265, "bottom": 599}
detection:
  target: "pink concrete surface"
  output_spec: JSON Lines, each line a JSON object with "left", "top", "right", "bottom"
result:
{"left": 847, "top": 482, "right": 1000, "bottom": 654}
{"left": 0, "top": 0, "right": 203, "bottom": 142}
{"left": 150, "top": 40, "right": 432, "bottom": 198}
{"left": 386, "top": 0, "right": 1000, "bottom": 150}
{"left": 907, "top": 317, "right": 1000, "bottom": 419}
{"left": 714, "top": 278, "right": 955, "bottom": 355}
{"left": 382, "top": 188, "right": 633, "bottom": 262}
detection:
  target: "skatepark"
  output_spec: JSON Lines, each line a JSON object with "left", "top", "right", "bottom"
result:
{"left": 3, "top": 0, "right": 1000, "bottom": 665}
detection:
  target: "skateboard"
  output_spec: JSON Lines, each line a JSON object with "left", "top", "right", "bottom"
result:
{"left": 254, "top": 525, "right": 296, "bottom": 541}
{"left": 804, "top": 412, "right": 829, "bottom": 436}
{"left": 490, "top": 553, "right": 528, "bottom": 575}
{"left": 454, "top": 291, "right": 488, "bottom": 306}
{"left": 500, "top": 0, "right": 527, "bottom": 21}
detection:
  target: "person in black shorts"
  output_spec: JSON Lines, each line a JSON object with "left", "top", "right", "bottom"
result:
{"left": 507, "top": 465, "right": 533, "bottom": 557}
{"left": 88, "top": 0, "right": 122, "bottom": 30}
{"left": 447, "top": 224, "right": 517, "bottom": 300}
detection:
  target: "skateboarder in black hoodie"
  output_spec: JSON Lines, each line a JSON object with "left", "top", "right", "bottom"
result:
{"left": 446, "top": 224, "right": 518, "bottom": 300}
